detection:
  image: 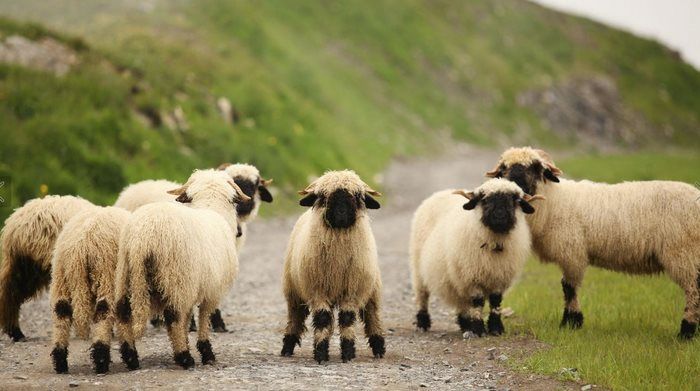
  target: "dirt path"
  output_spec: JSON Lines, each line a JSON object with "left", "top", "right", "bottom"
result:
{"left": 0, "top": 145, "right": 575, "bottom": 390}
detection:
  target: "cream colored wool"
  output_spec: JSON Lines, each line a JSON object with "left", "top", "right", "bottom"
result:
{"left": 282, "top": 170, "right": 384, "bottom": 357}
{"left": 115, "top": 169, "right": 249, "bottom": 366}
{"left": 409, "top": 179, "right": 532, "bottom": 323}
{"left": 490, "top": 147, "right": 700, "bottom": 330}
{"left": 113, "top": 179, "right": 180, "bottom": 212}
{"left": 0, "top": 195, "right": 94, "bottom": 339}
{"left": 50, "top": 206, "right": 130, "bottom": 372}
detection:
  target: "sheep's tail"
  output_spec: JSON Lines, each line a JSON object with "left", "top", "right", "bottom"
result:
{"left": 70, "top": 257, "right": 93, "bottom": 339}
{"left": 114, "top": 239, "right": 152, "bottom": 340}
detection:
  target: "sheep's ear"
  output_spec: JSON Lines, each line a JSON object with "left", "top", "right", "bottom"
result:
{"left": 364, "top": 194, "right": 381, "bottom": 209}
{"left": 485, "top": 163, "right": 504, "bottom": 178}
{"left": 175, "top": 193, "right": 192, "bottom": 203}
{"left": 543, "top": 169, "right": 560, "bottom": 183}
{"left": 463, "top": 198, "right": 479, "bottom": 210}
{"left": 299, "top": 194, "right": 318, "bottom": 207}
{"left": 258, "top": 178, "right": 273, "bottom": 202}
{"left": 217, "top": 162, "right": 232, "bottom": 170}
{"left": 518, "top": 198, "right": 536, "bottom": 214}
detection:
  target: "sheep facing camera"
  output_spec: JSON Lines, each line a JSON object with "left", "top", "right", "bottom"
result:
{"left": 0, "top": 176, "right": 10, "bottom": 208}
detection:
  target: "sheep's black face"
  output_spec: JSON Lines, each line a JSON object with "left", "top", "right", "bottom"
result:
{"left": 503, "top": 163, "right": 543, "bottom": 196}
{"left": 480, "top": 193, "right": 518, "bottom": 234}
{"left": 324, "top": 189, "right": 359, "bottom": 229}
{"left": 233, "top": 176, "right": 258, "bottom": 218}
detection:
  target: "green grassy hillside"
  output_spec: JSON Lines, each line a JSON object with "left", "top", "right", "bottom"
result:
{"left": 1, "top": 0, "right": 700, "bottom": 222}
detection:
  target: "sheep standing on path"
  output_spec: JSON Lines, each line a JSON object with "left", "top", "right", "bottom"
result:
{"left": 409, "top": 179, "right": 540, "bottom": 336}
{"left": 0, "top": 195, "right": 94, "bottom": 341}
{"left": 115, "top": 169, "right": 249, "bottom": 369}
{"left": 488, "top": 146, "right": 700, "bottom": 338}
{"left": 50, "top": 207, "right": 130, "bottom": 374}
{"left": 281, "top": 170, "right": 385, "bottom": 363}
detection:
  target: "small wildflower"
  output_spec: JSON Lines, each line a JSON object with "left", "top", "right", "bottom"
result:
{"left": 39, "top": 184, "right": 49, "bottom": 196}
{"left": 267, "top": 136, "right": 278, "bottom": 146}
{"left": 293, "top": 123, "right": 304, "bottom": 135}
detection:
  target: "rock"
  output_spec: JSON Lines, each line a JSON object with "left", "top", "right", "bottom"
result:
{"left": 486, "top": 347, "right": 498, "bottom": 360}
{"left": 500, "top": 307, "right": 515, "bottom": 318}
{"left": 497, "top": 354, "right": 508, "bottom": 362}
{"left": 69, "top": 381, "right": 79, "bottom": 387}
{"left": 581, "top": 385, "right": 593, "bottom": 391}
{"left": 13, "top": 375, "right": 28, "bottom": 380}
{"left": 462, "top": 331, "right": 477, "bottom": 339}
{"left": 217, "top": 97, "right": 233, "bottom": 124}
{"left": 419, "top": 383, "right": 427, "bottom": 388}
{"left": 0, "top": 35, "right": 79, "bottom": 76}
{"left": 248, "top": 347, "right": 262, "bottom": 353}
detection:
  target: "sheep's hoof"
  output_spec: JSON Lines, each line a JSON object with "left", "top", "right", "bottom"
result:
{"left": 313, "top": 339, "right": 330, "bottom": 363}
{"left": 340, "top": 338, "right": 356, "bottom": 362}
{"left": 174, "top": 351, "right": 195, "bottom": 369}
{"left": 678, "top": 320, "right": 697, "bottom": 340}
{"left": 9, "top": 327, "right": 27, "bottom": 342}
{"left": 196, "top": 340, "right": 216, "bottom": 364}
{"left": 51, "top": 346, "right": 69, "bottom": 374}
{"left": 416, "top": 310, "right": 431, "bottom": 331}
{"left": 119, "top": 342, "right": 140, "bottom": 370}
{"left": 560, "top": 309, "right": 584, "bottom": 329}
{"left": 90, "top": 341, "right": 111, "bottom": 374}
{"left": 368, "top": 335, "right": 385, "bottom": 358}
{"left": 210, "top": 310, "right": 228, "bottom": 332}
{"left": 487, "top": 315, "right": 505, "bottom": 336}
{"left": 281, "top": 334, "right": 300, "bottom": 356}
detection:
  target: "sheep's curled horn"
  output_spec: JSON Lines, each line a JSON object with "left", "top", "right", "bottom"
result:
{"left": 297, "top": 182, "right": 382, "bottom": 209}
{"left": 166, "top": 179, "right": 251, "bottom": 203}
{"left": 452, "top": 189, "right": 545, "bottom": 213}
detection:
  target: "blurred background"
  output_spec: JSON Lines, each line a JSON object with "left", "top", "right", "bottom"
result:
{"left": 0, "top": 0, "right": 698, "bottom": 222}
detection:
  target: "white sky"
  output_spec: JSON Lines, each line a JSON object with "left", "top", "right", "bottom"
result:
{"left": 532, "top": 0, "right": 700, "bottom": 70}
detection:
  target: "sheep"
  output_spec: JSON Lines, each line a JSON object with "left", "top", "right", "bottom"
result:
{"left": 409, "top": 179, "right": 541, "bottom": 336}
{"left": 114, "top": 163, "right": 272, "bottom": 332}
{"left": 49, "top": 206, "right": 131, "bottom": 374}
{"left": 486, "top": 146, "right": 700, "bottom": 339}
{"left": 114, "top": 169, "right": 250, "bottom": 369}
{"left": 281, "top": 170, "right": 385, "bottom": 363}
{"left": 0, "top": 195, "right": 94, "bottom": 341}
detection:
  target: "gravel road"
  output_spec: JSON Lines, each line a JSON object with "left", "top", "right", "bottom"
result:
{"left": 0, "top": 145, "right": 576, "bottom": 390}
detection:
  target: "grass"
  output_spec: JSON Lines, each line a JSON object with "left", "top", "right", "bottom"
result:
{"left": 505, "top": 152, "right": 700, "bottom": 391}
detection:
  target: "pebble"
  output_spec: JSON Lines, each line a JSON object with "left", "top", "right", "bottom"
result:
{"left": 497, "top": 354, "right": 508, "bottom": 362}
{"left": 13, "top": 375, "right": 28, "bottom": 380}
{"left": 69, "top": 381, "right": 79, "bottom": 387}
{"left": 581, "top": 385, "right": 593, "bottom": 391}
{"left": 486, "top": 347, "right": 498, "bottom": 360}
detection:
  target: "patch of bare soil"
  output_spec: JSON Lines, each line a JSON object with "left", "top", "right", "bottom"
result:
{"left": 0, "top": 145, "right": 577, "bottom": 390}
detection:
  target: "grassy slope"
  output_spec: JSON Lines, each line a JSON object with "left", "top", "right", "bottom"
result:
{"left": 1, "top": 0, "right": 700, "bottom": 223}
{"left": 507, "top": 153, "right": 700, "bottom": 391}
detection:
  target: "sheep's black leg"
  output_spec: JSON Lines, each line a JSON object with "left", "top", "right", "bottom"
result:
{"left": 458, "top": 296, "right": 485, "bottom": 336}
{"left": 361, "top": 292, "right": 386, "bottom": 358}
{"left": 210, "top": 309, "right": 227, "bottom": 332}
{"left": 678, "top": 273, "right": 699, "bottom": 339}
{"left": 487, "top": 293, "right": 505, "bottom": 336}
{"left": 197, "top": 302, "right": 217, "bottom": 364}
{"left": 51, "top": 297, "right": 73, "bottom": 373}
{"left": 338, "top": 308, "right": 356, "bottom": 363}
{"left": 312, "top": 307, "right": 333, "bottom": 364}
{"left": 165, "top": 307, "right": 194, "bottom": 369}
{"left": 0, "top": 255, "right": 50, "bottom": 342}
{"left": 116, "top": 296, "right": 140, "bottom": 370}
{"left": 281, "top": 292, "right": 309, "bottom": 357}
{"left": 91, "top": 299, "right": 113, "bottom": 374}
{"left": 560, "top": 279, "right": 584, "bottom": 329}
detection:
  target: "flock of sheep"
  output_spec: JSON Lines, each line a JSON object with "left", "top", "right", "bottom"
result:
{"left": 0, "top": 147, "right": 698, "bottom": 375}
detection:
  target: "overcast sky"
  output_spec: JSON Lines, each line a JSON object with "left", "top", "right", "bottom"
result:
{"left": 532, "top": 0, "right": 700, "bottom": 70}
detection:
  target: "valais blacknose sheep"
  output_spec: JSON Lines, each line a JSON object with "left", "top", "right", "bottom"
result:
{"left": 409, "top": 179, "right": 541, "bottom": 336}
{"left": 488, "top": 146, "right": 700, "bottom": 339}
{"left": 49, "top": 207, "right": 130, "bottom": 374}
{"left": 0, "top": 195, "right": 94, "bottom": 341}
{"left": 113, "top": 179, "right": 180, "bottom": 212}
{"left": 281, "top": 170, "right": 386, "bottom": 363}
{"left": 114, "top": 169, "right": 250, "bottom": 369}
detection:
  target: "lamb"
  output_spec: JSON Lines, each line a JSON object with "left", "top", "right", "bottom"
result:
{"left": 114, "top": 169, "right": 250, "bottom": 369}
{"left": 0, "top": 195, "right": 94, "bottom": 341}
{"left": 281, "top": 170, "right": 386, "bottom": 363}
{"left": 114, "top": 164, "right": 272, "bottom": 332}
{"left": 49, "top": 206, "right": 131, "bottom": 374}
{"left": 409, "top": 179, "right": 541, "bottom": 336}
{"left": 486, "top": 146, "right": 700, "bottom": 339}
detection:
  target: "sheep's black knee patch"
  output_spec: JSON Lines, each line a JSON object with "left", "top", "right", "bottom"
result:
{"left": 281, "top": 334, "right": 300, "bottom": 356}
{"left": 338, "top": 310, "right": 356, "bottom": 327}
{"left": 368, "top": 335, "right": 385, "bottom": 358}
{"left": 94, "top": 300, "right": 110, "bottom": 322}
{"left": 174, "top": 350, "right": 195, "bottom": 369}
{"left": 561, "top": 280, "right": 576, "bottom": 303}
{"left": 340, "top": 337, "right": 356, "bottom": 362}
{"left": 679, "top": 319, "right": 697, "bottom": 340}
{"left": 196, "top": 340, "right": 216, "bottom": 364}
{"left": 416, "top": 310, "right": 431, "bottom": 331}
{"left": 163, "top": 307, "right": 178, "bottom": 328}
{"left": 91, "top": 341, "right": 111, "bottom": 374}
{"left": 312, "top": 309, "right": 332, "bottom": 329}
{"left": 560, "top": 309, "right": 584, "bottom": 329}
{"left": 471, "top": 296, "right": 485, "bottom": 308}
{"left": 210, "top": 309, "right": 227, "bottom": 332}
{"left": 488, "top": 293, "right": 502, "bottom": 309}
{"left": 54, "top": 300, "right": 73, "bottom": 319}
{"left": 487, "top": 313, "right": 504, "bottom": 336}
{"left": 51, "top": 346, "right": 68, "bottom": 374}
{"left": 119, "top": 342, "right": 140, "bottom": 370}
{"left": 313, "top": 339, "right": 330, "bottom": 363}
{"left": 116, "top": 297, "right": 131, "bottom": 324}
{"left": 9, "top": 326, "right": 26, "bottom": 342}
